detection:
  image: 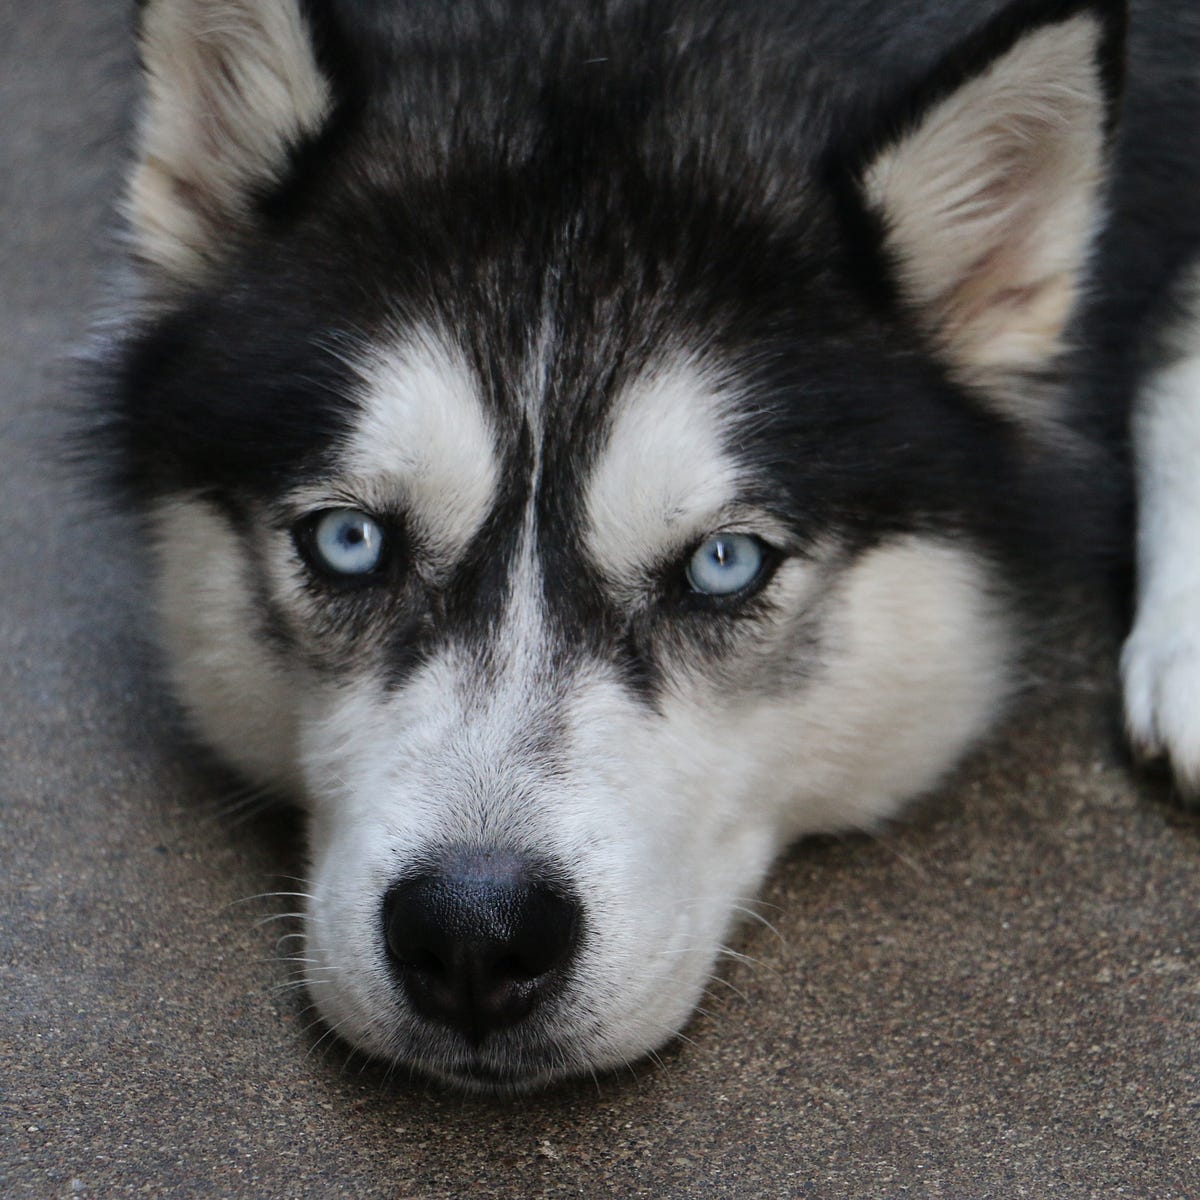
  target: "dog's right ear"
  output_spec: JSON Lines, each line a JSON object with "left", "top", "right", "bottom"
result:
{"left": 126, "top": 0, "right": 335, "bottom": 288}
{"left": 847, "top": 0, "right": 1126, "bottom": 422}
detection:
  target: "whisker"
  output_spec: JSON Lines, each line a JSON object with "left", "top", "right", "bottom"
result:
{"left": 873, "top": 837, "right": 932, "bottom": 880}
{"left": 644, "top": 1045, "right": 669, "bottom": 1074}
{"left": 706, "top": 975, "right": 750, "bottom": 1002}
{"left": 254, "top": 911, "right": 308, "bottom": 927}
{"left": 729, "top": 902, "right": 789, "bottom": 946}
{"left": 231, "top": 891, "right": 317, "bottom": 906}
{"left": 271, "top": 977, "right": 334, "bottom": 996}
{"left": 204, "top": 783, "right": 278, "bottom": 823}
{"left": 272, "top": 978, "right": 306, "bottom": 995}
{"left": 714, "top": 944, "right": 778, "bottom": 976}
{"left": 303, "top": 1015, "right": 353, "bottom": 1060}
{"left": 272, "top": 874, "right": 318, "bottom": 889}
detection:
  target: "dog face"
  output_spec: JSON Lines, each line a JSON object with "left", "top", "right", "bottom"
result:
{"left": 108, "top": 0, "right": 1121, "bottom": 1088}
{"left": 148, "top": 341, "right": 1014, "bottom": 1085}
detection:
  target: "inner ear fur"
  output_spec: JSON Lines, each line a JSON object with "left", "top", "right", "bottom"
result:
{"left": 853, "top": 0, "right": 1126, "bottom": 419}
{"left": 126, "top": 0, "right": 334, "bottom": 287}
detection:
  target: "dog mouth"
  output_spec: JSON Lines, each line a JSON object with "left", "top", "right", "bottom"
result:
{"left": 358, "top": 1022, "right": 596, "bottom": 1093}
{"left": 423, "top": 1050, "right": 577, "bottom": 1093}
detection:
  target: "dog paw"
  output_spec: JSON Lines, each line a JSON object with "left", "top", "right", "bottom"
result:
{"left": 1121, "top": 595, "right": 1200, "bottom": 803}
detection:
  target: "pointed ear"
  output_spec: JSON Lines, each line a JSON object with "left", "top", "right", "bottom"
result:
{"left": 126, "top": 0, "right": 335, "bottom": 286}
{"left": 857, "top": 2, "right": 1124, "bottom": 411}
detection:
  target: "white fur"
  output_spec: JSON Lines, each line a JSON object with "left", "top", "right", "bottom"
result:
{"left": 770, "top": 538, "right": 1012, "bottom": 834}
{"left": 151, "top": 417, "right": 1011, "bottom": 1087}
{"left": 131, "top": 3, "right": 1113, "bottom": 1088}
{"left": 153, "top": 497, "right": 305, "bottom": 788}
{"left": 293, "top": 533, "right": 1010, "bottom": 1083}
{"left": 864, "top": 15, "right": 1107, "bottom": 415}
{"left": 584, "top": 359, "right": 751, "bottom": 588}
{"left": 337, "top": 330, "right": 502, "bottom": 568}
{"left": 128, "top": 0, "right": 331, "bottom": 282}
{"left": 1122, "top": 289, "right": 1200, "bottom": 794}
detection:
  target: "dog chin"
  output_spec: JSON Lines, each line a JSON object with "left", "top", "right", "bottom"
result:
{"left": 302, "top": 956, "right": 703, "bottom": 1094}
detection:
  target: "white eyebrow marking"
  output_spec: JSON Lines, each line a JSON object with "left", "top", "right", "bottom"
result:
{"left": 583, "top": 358, "right": 747, "bottom": 586}
{"left": 338, "top": 328, "right": 500, "bottom": 562}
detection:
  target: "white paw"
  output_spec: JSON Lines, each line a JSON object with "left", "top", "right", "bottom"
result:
{"left": 1121, "top": 594, "right": 1200, "bottom": 800}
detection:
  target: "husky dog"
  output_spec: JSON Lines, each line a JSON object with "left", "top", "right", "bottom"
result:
{"left": 98, "top": 0, "right": 1199, "bottom": 1089}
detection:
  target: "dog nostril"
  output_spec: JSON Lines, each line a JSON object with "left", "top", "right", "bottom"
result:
{"left": 404, "top": 946, "right": 447, "bottom": 981}
{"left": 382, "top": 853, "right": 580, "bottom": 1043}
{"left": 493, "top": 953, "right": 537, "bottom": 982}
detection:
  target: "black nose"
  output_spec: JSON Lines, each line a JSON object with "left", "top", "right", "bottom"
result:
{"left": 382, "top": 852, "right": 580, "bottom": 1043}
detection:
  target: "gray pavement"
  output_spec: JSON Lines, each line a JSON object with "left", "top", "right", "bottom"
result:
{"left": 2, "top": 3, "right": 1198, "bottom": 1197}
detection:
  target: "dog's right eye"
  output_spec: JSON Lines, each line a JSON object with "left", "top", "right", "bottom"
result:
{"left": 685, "top": 532, "right": 770, "bottom": 598}
{"left": 297, "top": 508, "right": 386, "bottom": 579}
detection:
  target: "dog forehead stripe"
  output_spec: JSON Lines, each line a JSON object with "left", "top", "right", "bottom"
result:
{"left": 345, "top": 331, "right": 500, "bottom": 556}
{"left": 583, "top": 361, "right": 745, "bottom": 579}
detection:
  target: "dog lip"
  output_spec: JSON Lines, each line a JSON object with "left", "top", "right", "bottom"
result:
{"left": 417, "top": 1038, "right": 582, "bottom": 1090}
{"left": 429, "top": 1055, "right": 562, "bottom": 1091}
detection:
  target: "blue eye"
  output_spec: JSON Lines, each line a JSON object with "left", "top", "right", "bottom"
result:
{"left": 308, "top": 508, "right": 385, "bottom": 576}
{"left": 686, "top": 533, "right": 767, "bottom": 597}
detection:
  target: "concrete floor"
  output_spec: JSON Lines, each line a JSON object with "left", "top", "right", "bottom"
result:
{"left": 2, "top": 3, "right": 1198, "bottom": 1196}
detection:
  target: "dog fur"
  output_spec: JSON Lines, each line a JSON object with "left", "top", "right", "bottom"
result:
{"left": 94, "top": 0, "right": 1200, "bottom": 1089}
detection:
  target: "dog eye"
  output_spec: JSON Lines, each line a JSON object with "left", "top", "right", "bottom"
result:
{"left": 685, "top": 533, "right": 767, "bottom": 597}
{"left": 304, "top": 508, "right": 385, "bottom": 577}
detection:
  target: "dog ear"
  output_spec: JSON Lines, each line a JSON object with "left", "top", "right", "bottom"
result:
{"left": 856, "top": 1, "right": 1125, "bottom": 412}
{"left": 126, "top": 0, "right": 335, "bottom": 287}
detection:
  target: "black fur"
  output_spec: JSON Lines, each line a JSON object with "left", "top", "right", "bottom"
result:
{"left": 101, "top": 0, "right": 1200, "bottom": 686}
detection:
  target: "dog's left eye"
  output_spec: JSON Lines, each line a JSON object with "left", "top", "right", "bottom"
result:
{"left": 301, "top": 508, "right": 386, "bottom": 577}
{"left": 686, "top": 533, "right": 768, "bottom": 597}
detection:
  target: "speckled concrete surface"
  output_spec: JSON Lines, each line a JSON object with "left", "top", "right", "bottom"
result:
{"left": 2, "top": 4, "right": 1198, "bottom": 1197}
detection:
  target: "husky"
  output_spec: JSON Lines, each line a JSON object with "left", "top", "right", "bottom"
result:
{"left": 95, "top": 0, "right": 1200, "bottom": 1090}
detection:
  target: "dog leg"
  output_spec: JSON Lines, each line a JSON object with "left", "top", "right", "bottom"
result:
{"left": 1122, "top": 293, "right": 1200, "bottom": 800}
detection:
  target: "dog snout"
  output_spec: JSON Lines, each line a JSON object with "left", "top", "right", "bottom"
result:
{"left": 382, "top": 851, "right": 580, "bottom": 1044}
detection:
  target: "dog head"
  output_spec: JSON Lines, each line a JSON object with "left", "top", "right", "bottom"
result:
{"left": 107, "top": 0, "right": 1122, "bottom": 1088}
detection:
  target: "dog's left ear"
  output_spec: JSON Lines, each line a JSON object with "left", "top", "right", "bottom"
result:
{"left": 856, "top": 0, "right": 1125, "bottom": 407}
